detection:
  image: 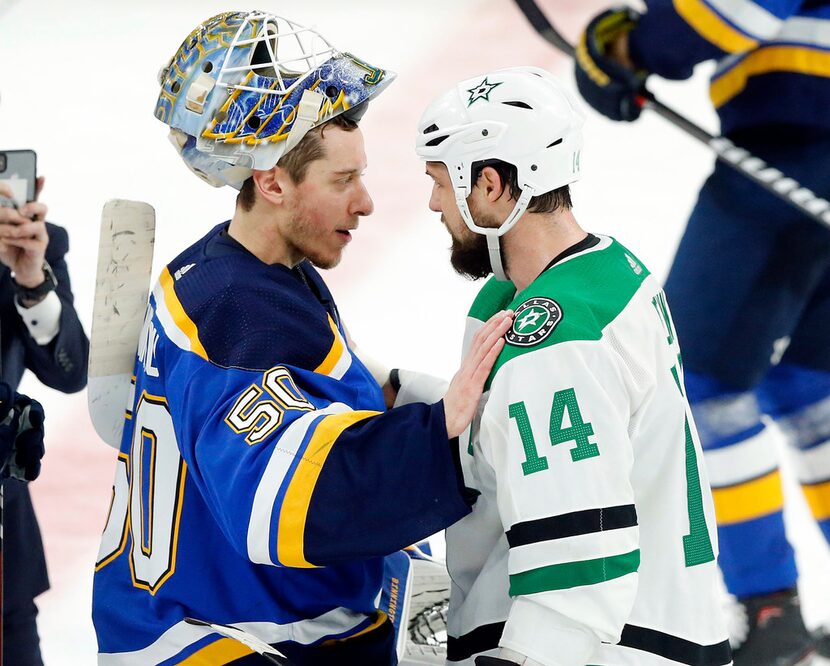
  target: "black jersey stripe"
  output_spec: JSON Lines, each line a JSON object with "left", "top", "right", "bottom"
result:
{"left": 617, "top": 624, "right": 732, "bottom": 665}
{"left": 447, "top": 621, "right": 731, "bottom": 664}
{"left": 506, "top": 504, "right": 638, "bottom": 548}
{"left": 446, "top": 622, "right": 505, "bottom": 662}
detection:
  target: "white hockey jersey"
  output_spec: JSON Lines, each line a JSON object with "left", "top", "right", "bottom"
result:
{"left": 446, "top": 235, "right": 732, "bottom": 665}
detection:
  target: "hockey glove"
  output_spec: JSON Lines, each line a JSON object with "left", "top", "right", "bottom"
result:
{"left": 575, "top": 7, "right": 648, "bottom": 122}
{"left": 0, "top": 382, "right": 46, "bottom": 482}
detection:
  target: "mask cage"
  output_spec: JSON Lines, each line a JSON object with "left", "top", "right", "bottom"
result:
{"left": 216, "top": 13, "right": 336, "bottom": 97}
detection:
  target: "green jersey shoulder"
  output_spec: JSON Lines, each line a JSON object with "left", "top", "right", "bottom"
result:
{"left": 467, "top": 237, "right": 651, "bottom": 387}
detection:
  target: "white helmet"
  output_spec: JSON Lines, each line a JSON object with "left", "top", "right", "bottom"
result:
{"left": 155, "top": 11, "right": 395, "bottom": 189}
{"left": 415, "top": 67, "right": 584, "bottom": 280}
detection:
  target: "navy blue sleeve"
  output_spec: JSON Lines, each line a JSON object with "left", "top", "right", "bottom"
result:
{"left": 304, "top": 400, "right": 473, "bottom": 564}
{"left": 630, "top": 0, "right": 801, "bottom": 79}
{"left": 23, "top": 223, "right": 89, "bottom": 393}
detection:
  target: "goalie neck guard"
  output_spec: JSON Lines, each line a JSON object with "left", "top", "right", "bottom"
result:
{"left": 415, "top": 67, "right": 584, "bottom": 281}
{"left": 155, "top": 11, "right": 395, "bottom": 189}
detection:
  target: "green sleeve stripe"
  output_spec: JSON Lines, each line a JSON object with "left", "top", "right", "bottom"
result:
{"left": 508, "top": 549, "right": 640, "bottom": 596}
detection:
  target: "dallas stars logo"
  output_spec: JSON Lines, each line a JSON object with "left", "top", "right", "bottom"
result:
{"left": 466, "top": 77, "right": 502, "bottom": 106}
{"left": 506, "top": 297, "right": 563, "bottom": 347}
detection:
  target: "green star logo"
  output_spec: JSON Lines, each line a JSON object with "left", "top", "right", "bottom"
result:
{"left": 506, "top": 297, "right": 563, "bottom": 347}
{"left": 516, "top": 306, "right": 549, "bottom": 334}
{"left": 466, "top": 77, "right": 503, "bottom": 106}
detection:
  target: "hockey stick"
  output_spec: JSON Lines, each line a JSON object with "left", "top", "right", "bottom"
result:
{"left": 88, "top": 200, "right": 155, "bottom": 448}
{"left": 513, "top": 0, "right": 830, "bottom": 230}
{"left": 183, "top": 618, "right": 291, "bottom": 664}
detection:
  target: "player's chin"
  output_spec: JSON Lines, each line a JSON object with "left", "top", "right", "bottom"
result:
{"left": 308, "top": 248, "right": 344, "bottom": 270}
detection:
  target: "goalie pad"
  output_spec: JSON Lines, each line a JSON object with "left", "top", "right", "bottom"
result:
{"left": 383, "top": 543, "right": 452, "bottom": 665}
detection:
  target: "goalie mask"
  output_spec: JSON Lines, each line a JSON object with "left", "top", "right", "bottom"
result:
{"left": 415, "top": 67, "right": 585, "bottom": 280}
{"left": 155, "top": 11, "right": 395, "bottom": 189}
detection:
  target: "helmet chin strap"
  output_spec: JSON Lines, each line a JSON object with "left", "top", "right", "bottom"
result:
{"left": 485, "top": 231, "right": 508, "bottom": 281}
{"left": 455, "top": 187, "right": 535, "bottom": 282}
{"left": 284, "top": 89, "right": 325, "bottom": 154}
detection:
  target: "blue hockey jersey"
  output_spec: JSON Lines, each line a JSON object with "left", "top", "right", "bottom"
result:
{"left": 629, "top": 0, "right": 830, "bottom": 133}
{"left": 92, "top": 223, "right": 471, "bottom": 664}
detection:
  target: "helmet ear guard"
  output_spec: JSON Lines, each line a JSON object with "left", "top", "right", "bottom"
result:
{"left": 155, "top": 11, "right": 395, "bottom": 189}
{"left": 416, "top": 66, "right": 585, "bottom": 280}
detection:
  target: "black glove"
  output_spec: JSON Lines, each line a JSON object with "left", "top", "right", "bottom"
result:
{"left": 575, "top": 7, "right": 648, "bottom": 122}
{"left": 475, "top": 657, "right": 521, "bottom": 665}
{"left": 0, "top": 382, "right": 46, "bottom": 482}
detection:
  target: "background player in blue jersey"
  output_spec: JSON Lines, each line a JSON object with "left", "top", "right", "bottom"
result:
{"left": 575, "top": 1, "right": 830, "bottom": 663}
{"left": 91, "top": 11, "right": 512, "bottom": 666}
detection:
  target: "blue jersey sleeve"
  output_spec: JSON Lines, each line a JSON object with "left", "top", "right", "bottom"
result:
{"left": 168, "top": 352, "right": 470, "bottom": 569}
{"left": 149, "top": 252, "right": 472, "bottom": 570}
{"left": 630, "top": 0, "right": 803, "bottom": 79}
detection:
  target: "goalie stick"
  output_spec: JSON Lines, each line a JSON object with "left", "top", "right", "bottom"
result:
{"left": 513, "top": 0, "right": 830, "bottom": 231}
{"left": 88, "top": 200, "right": 155, "bottom": 448}
{"left": 183, "top": 615, "right": 449, "bottom": 666}
{"left": 183, "top": 618, "right": 291, "bottom": 664}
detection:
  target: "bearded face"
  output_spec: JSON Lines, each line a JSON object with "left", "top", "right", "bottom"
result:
{"left": 426, "top": 161, "right": 506, "bottom": 281}
{"left": 446, "top": 204, "right": 504, "bottom": 280}
{"left": 448, "top": 219, "right": 491, "bottom": 280}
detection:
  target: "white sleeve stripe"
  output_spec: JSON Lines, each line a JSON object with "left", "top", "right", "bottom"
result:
{"left": 507, "top": 525, "right": 639, "bottom": 576}
{"left": 97, "top": 607, "right": 371, "bottom": 664}
{"left": 152, "top": 283, "right": 194, "bottom": 354}
{"left": 777, "top": 17, "right": 830, "bottom": 49}
{"left": 246, "top": 402, "right": 350, "bottom": 565}
{"left": 329, "top": 336, "right": 353, "bottom": 380}
{"left": 704, "top": 0, "right": 784, "bottom": 40}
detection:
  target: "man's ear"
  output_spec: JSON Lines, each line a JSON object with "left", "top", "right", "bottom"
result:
{"left": 253, "top": 166, "right": 292, "bottom": 206}
{"left": 478, "top": 166, "right": 508, "bottom": 203}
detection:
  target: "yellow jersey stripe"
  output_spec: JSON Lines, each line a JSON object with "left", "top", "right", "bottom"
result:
{"left": 314, "top": 315, "right": 344, "bottom": 376}
{"left": 322, "top": 611, "right": 388, "bottom": 646}
{"left": 277, "top": 410, "right": 380, "bottom": 567}
{"left": 802, "top": 479, "right": 830, "bottom": 522}
{"left": 712, "top": 470, "right": 784, "bottom": 525}
{"left": 711, "top": 45, "right": 830, "bottom": 107}
{"left": 178, "top": 637, "right": 254, "bottom": 664}
{"left": 159, "top": 267, "right": 208, "bottom": 361}
{"left": 674, "top": 0, "right": 759, "bottom": 53}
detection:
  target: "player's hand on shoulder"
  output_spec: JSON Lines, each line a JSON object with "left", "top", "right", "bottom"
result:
{"left": 443, "top": 310, "right": 513, "bottom": 439}
{"left": 575, "top": 7, "right": 648, "bottom": 122}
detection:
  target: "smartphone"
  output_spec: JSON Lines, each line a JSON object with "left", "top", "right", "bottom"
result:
{"left": 0, "top": 149, "right": 37, "bottom": 207}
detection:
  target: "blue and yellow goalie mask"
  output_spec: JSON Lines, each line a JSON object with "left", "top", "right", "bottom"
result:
{"left": 155, "top": 11, "right": 395, "bottom": 189}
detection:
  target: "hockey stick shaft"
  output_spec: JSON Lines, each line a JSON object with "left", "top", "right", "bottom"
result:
{"left": 183, "top": 619, "right": 291, "bottom": 664}
{"left": 513, "top": 0, "right": 830, "bottom": 229}
{"left": 88, "top": 200, "right": 156, "bottom": 448}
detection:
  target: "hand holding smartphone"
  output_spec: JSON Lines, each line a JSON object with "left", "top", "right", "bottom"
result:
{"left": 0, "top": 150, "right": 37, "bottom": 208}
{"left": 0, "top": 150, "right": 50, "bottom": 285}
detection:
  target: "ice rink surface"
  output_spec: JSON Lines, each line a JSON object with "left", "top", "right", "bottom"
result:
{"left": 0, "top": 0, "right": 827, "bottom": 662}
